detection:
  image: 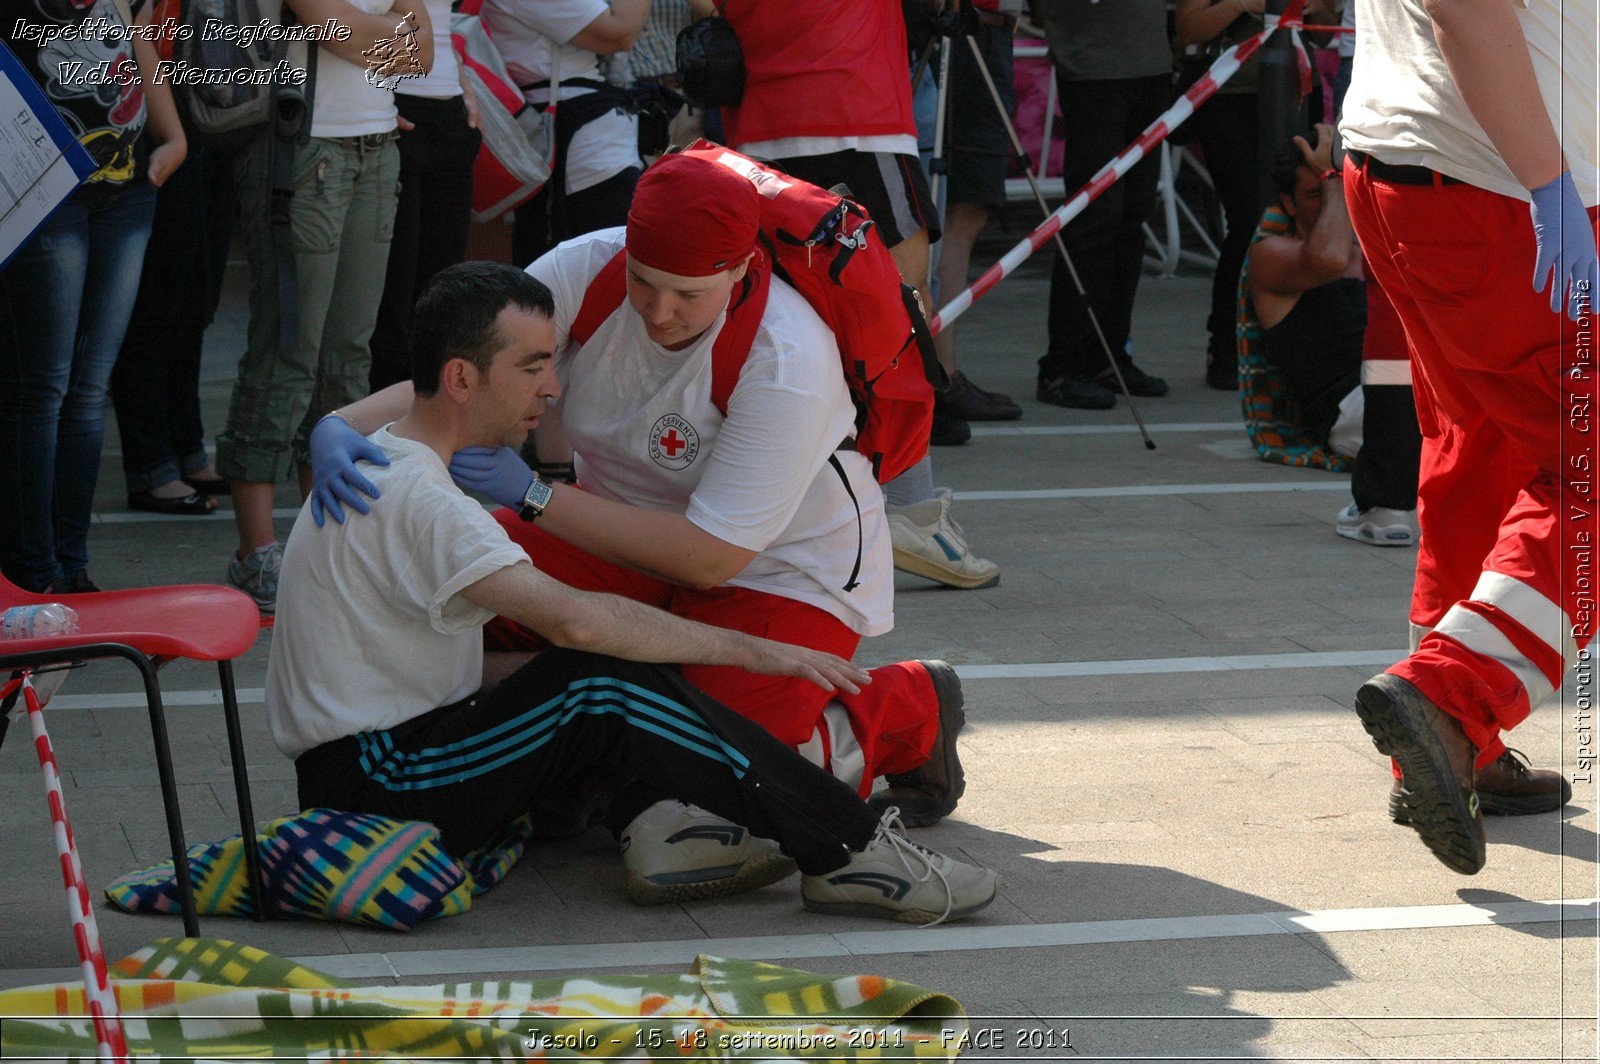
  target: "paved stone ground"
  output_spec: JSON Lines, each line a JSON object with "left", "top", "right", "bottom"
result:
{"left": 1, "top": 240, "right": 1595, "bottom": 1062}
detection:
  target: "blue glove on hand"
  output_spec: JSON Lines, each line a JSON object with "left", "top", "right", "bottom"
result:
{"left": 308, "top": 415, "right": 390, "bottom": 527}
{"left": 449, "top": 446, "right": 535, "bottom": 510}
{"left": 1530, "top": 171, "right": 1600, "bottom": 322}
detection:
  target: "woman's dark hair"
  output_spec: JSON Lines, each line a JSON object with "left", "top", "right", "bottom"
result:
{"left": 411, "top": 262, "right": 555, "bottom": 396}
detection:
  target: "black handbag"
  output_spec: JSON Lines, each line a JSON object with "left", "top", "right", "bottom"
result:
{"left": 676, "top": 17, "right": 745, "bottom": 109}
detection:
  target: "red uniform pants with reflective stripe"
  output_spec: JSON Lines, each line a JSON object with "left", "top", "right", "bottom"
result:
{"left": 482, "top": 510, "right": 939, "bottom": 795}
{"left": 1345, "top": 160, "right": 1598, "bottom": 764}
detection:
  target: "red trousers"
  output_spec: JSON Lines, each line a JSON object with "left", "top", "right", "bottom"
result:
{"left": 1345, "top": 160, "right": 1599, "bottom": 766}
{"left": 483, "top": 511, "right": 939, "bottom": 795}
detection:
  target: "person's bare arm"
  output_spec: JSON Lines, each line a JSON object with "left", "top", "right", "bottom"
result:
{"left": 285, "top": 0, "right": 434, "bottom": 72}
{"left": 1250, "top": 125, "right": 1355, "bottom": 296}
{"left": 132, "top": 2, "right": 185, "bottom": 186}
{"left": 569, "top": 0, "right": 651, "bottom": 53}
{"left": 1175, "top": 0, "right": 1263, "bottom": 49}
{"left": 687, "top": 0, "right": 718, "bottom": 20}
{"left": 1423, "top": 0, "right": 1565, "bottom": 190}
{"left": 460, "top": 561, "right": 869, "bottom": 692}
{"left": 539, "top": 483, "right": 758, "bottom": 590}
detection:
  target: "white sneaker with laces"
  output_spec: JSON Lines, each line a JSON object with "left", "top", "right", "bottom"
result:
{"left": 801, "top": 807, "right": 1001, "bottom": 926}
{"left": 620, "top": 801, "right": 796, "bottom": 905}
{"left": 1335, "top": 504, "right": 1415, "bottom": 547}
{"left": 886, "top": 488, "right": 1001, "bottom": 590}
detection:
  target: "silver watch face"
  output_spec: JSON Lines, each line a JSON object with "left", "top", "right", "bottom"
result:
{"left": 525, "top": 479, "right": 554, "bottom": 511}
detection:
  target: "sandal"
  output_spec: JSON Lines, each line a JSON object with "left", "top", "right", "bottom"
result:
{"left": 182, "top": 475, "right": 232, "bottom": 496}
{"left": 128, "top": 489, "right": 218, "bottom": 515}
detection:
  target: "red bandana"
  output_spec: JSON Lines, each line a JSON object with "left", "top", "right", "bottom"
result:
{"left": 625, "top": 153, "right": 761, "bottom": 277}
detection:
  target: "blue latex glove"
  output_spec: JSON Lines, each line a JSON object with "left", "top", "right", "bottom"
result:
{"left": 1529, "top": 171, "right": 1600, "bottom": 322}
{"left": 308, "top": 415, "right": 390, "bottom": 527}
{"left": 449, "top": 446, "right": 535, "bottom": 510}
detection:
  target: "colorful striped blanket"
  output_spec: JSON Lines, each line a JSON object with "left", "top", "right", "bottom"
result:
{"left": 1237, "top": 205, "right": 1354, "bottom": 472}
{"left": 0, "top": 937, "right": 968, "bottom": 1060}
{"left": 105, "top": 808, "right": 533, "bottom": 930}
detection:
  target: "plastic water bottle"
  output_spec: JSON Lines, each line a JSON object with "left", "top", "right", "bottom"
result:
{"left": 2, "top": 603, "right": 80, "bottom": 640}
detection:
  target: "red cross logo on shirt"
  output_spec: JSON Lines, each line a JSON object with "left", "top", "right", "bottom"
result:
{"left": 648, "top": 413, "right": 701, "bottom": 470}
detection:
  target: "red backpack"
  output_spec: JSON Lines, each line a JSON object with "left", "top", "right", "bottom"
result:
{"left": 568, "top": 141, "right": 942, "bottom": 485}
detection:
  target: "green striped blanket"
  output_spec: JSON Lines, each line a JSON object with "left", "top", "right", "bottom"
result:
{"left": 0, "top": 937, "right": 968, "bottom": 1060}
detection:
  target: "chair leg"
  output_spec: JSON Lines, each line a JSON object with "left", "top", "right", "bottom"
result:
{"left": 130, "top": 653, "right": 200, "bottom": 937}
{"left": 218, "top": 659, "right": 267, "bottom": 922}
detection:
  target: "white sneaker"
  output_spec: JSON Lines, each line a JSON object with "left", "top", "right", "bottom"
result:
{"left": 620, "top": 801, "right": 796, "bottom": 905}
{"left": 886, "top": 489, "right": 1001, "bottom": 590}
{"left": 801, "top": 808, "right": 1000, "bottom": 926}
{"left": 1335, "top": 504, "right": 1415, "bottom": 547}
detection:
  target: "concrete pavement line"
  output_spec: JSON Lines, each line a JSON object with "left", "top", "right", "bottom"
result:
{"left": 970, "top": 421, "right": 1239, "bottom": 437}
{"left": 93, "top": 508, "right": 303, "bottom": 524}
{"left": 87, "top": 478, "right": 1349, "bottom": 524}
{"left": 954, "top": 481, "right": 1350, "bottom": 502}
{"left": 217, "top": 897, "right": 1600, "bottom": 980}
{"left": 41, "top": 649, "right": 1407, "bottom": 711}
{"left": 45, "top": 651, "right": 1407, "bottom": 711}
{"left": 956, "top": 649, "right": 1407, "bottom": 680}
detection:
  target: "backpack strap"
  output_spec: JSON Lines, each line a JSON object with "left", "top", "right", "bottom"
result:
{"left": 708, "top": 253, "right": 772, "bottom": 415}
{"left": 570, "top": 249, "right": 629, "bottom": 347}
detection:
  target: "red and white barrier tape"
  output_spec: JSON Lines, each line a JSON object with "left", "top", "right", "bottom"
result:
{"left": 6, "top": 674, "right": 129, "bottom": 1061}
{"left": 931, "top": 0, "right": 1307, "bottom": 335}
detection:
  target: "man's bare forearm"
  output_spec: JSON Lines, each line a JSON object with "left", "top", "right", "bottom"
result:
{"left": 1306, "top": 180, "right": 1355, "bottom": 273}
{"left": 464, "top": 563, "right": 760, "bottom": 670}
{"left": 1424, "top": 0, "right": 1566, "bottom": 190}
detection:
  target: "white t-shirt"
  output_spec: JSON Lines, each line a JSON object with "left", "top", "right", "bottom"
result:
{"left": 265, "top": 429, "right": 530, "bottom": 758}
{"left": 736, "top": 135, "right": 919, "bottom": 161}
{"left": 481, "top": 0, "right": 641, "bottom": 194}
{"left": 1340, "top": 0, "right": 1598, "bottom": 206}
{"left": 398, "top": 0, "right": 462, "bottom": 99}
{"left": 309, "top": 0, "right": 401, "bottom": 138}
{"left": 527, "top": 228, "right": 895, "bottom": 637}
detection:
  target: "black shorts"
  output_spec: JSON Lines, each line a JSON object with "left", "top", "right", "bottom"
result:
{"left": 769, "top": 149, "right": 941, "bottom": 246}
{"left": 945, "top": 23, "right": 1017, "bottom": 210}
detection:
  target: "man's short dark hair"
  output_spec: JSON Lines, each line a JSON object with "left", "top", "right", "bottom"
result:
{"left": 1271, "top": 144, "right": 1309, "bottom": 201}
{"left": 411, "top": 262, "right": 555, "bottom": 396}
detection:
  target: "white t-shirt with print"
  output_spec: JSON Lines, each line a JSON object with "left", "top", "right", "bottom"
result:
{"left": 309, "top": 0, "right": 401, "bottom": 138}
{"left": 527, "top": 228, "right": 895, "bottom": 637}
{"left": 1340, "top": 0, "right": 1597, "bottom": 206}
{"left": 481, "top": 0, "right": 641, "bottom": 194}
{"left": 266, "top": 428, "right": 530, "bottom": 758}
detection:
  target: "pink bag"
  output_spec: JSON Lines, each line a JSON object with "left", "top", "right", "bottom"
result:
{"left": 1009, "top": 49, "right": 1063, "bottom": 180}
{"left": 451, "top": 7, "right": 554, "bottom": 222}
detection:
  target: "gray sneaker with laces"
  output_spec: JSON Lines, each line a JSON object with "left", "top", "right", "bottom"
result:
{"left": 802, "top": 808, "right": 1000, "bottom": 926}
{"left": 227, "top": 542, "right": 282, "bottom": 613}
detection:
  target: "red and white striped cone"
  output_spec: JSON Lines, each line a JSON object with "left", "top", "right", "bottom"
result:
{"left": 9, "top": 673, "right": 130, "bottom": 1062}
{"left": 931, "top": 0, "right": 1307, "bottom": 336}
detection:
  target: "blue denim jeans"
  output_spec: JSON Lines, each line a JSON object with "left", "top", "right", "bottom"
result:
{"left": 0, "top": 182, "right": 158, "bottom": 591}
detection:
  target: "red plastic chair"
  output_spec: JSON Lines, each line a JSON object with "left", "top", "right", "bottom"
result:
{"left": 0, "top": 575, "right": 265, "bottom": 936}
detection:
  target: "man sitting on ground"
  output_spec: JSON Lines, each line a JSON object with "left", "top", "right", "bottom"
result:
{"left": 265, "top": 261, "right": 1000, "bottom": 925}
{"left": 1248, "top": 125, "right": 1424, "bottom": 548}
{"left": 1248, "top": 124, "right": 1366, "bottom": 462}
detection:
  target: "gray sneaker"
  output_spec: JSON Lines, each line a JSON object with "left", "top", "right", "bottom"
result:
{"left": 802, "top": 808, "right": 1000, "bottom": 926}
{"left": 227, "top": 542, "right": 282, "bottom": 614}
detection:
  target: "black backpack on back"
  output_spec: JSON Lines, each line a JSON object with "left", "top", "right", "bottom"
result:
{"left": 675, "top": 16, "right": 744, "bottom": 110}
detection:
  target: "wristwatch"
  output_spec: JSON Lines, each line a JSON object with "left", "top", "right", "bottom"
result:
{"left": 518, "top": 474, "right": 554, "bottom": 521}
